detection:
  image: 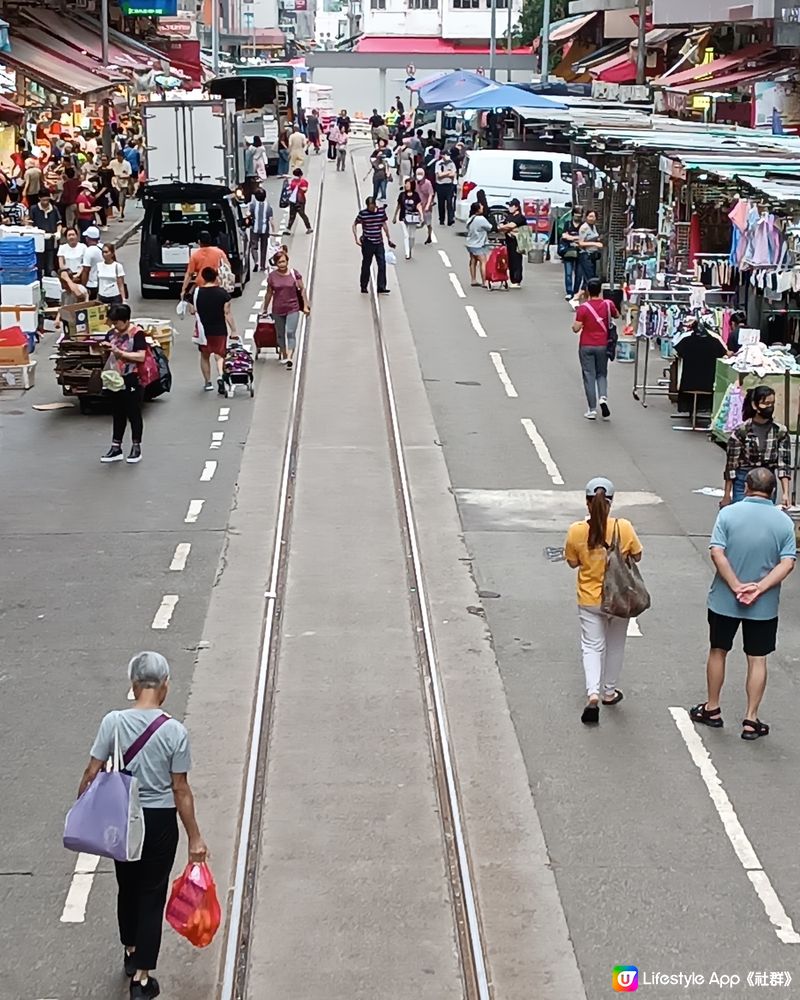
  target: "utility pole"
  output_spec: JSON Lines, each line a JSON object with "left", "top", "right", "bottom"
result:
{"left": 540, "top": 0, "right": 550, "bottom": 85}
{"left": 212, "top": 0, "right": 221, "bottom": 75}
{"left": 636, "top": 0, "right": 647, "bottom": 86}
{"left": 506, "top": 0, "right": 512, "bottom": 82}
{"left": 101, "top": 0, "right": 111, "bottom": 158}
{"left": 489, "top": 0, "right": 497, "bottom": 81}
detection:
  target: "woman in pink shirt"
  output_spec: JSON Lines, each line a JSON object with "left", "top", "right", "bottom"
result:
{"left": 264, "top": 249, "right": 310, "bottom": 371}
{"left": 414, "top": 167, "right": 434, "bottom": 246}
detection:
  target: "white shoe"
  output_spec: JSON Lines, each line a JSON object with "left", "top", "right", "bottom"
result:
{"left": 509, "top": 283, "right": 521, "bottom": 289}
{"left": 584, "top": 410, "right": 597, "bottom": 420}
{"left": 599, "top": 397, "right": 611, "bottom": 420}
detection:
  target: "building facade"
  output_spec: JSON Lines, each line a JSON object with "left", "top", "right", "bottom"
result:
{"left": 360, "top": 0, "right": 522, "bottom": 42}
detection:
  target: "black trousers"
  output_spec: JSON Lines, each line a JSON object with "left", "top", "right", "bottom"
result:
{"left": 327, "top": 140, "right": 337, "bottom": 160}
{"left": 111, "top": 382, "right": 144, "bottom": 444}
{"left": 287, "top": 203, "right": 311, "bottom": 231}
{"left": 506, "top": 239, "right": 524, "bottom": 285}
{"left": 360, "top": 242, "right": 387, "bottom": 292}
{"left": 114, "top": 808, "right": 179, "bottom": 971}
{"left": 436, "top": 183, "right": 455, "bottom": 225}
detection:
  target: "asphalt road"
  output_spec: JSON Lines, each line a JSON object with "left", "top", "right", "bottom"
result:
{"left": 0, "top": 177, "right": 298, "bottom": 1000}
{"left": 387, "top": 208, "right": 800, "bottom": 998}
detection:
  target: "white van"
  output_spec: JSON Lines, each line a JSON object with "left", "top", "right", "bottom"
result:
{"left": 455, "top": 149, "right": 588, "bottom": 223}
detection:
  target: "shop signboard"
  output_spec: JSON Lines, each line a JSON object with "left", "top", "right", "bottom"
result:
{"left": 156, "top": 16, "right": 197, "bottom": 39}
{"left": 775, "top": 1, "right": 800, "bottom": 46}
{"left": 121, "top": 0, "right": 179, "bottom": 14}
{"left": 523, "top": 198, "right": 552, "bottom": 234}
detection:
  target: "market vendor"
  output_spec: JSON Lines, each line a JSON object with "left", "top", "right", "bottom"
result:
{"left": 725, "top": 311, "right": 747, "bottom": 353}
{"left": 722, "top": 385, "right": 792, "bottom": 508}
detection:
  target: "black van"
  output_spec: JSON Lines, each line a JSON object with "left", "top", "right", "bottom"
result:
{"left": 139, "top": 183, "right": 249, "bottom": 298}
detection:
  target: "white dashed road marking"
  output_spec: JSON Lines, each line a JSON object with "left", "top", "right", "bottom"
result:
{"left": 489, "top": 352, "right": 518, "bottom": 398}
{"left": 218, "top": 407, "right": 230, "bottom": 422}
{"left": 210, "top": 431, "right": 224, "bottom": 449}
{"left": 669, "top": 707, "right": 800, "bottom": 944}
{"left": 185, "top": 499, "right": 205, "bottom": 523}
{"left": 627, "top": 617, "right": 643, "bottom": 637}
{"left": 430, "top": 232, "right": 438, "bottom": 244}
{"left": 249, "top": 313, "right": 259, "bottom": 324}
{"left": 200, "top": 460, "right": 217, "bottom": 482}
{"left": 438, "top": 249, "right": 452, "bottom": 268}
{"left": 520, "top": 418, "right": 564, "bottom": 486}
{"left": 151, "top": 595, "right": 179, "bottom": 630}
{"left": 449, "top": 273, "right": 466, "bottom": 299}
{"left": 169, "top": 543, "right": 191, "bottom": 572}
{"left": 465, "top": 305, "right": 487, "bottom": 338}
{"left": 244, "top": 328, "right": 254, "bottom": 341}
{"left": 60, "top": 853, "right": 100, "bottom": 923}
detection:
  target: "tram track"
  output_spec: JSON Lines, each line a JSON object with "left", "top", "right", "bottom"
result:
{"left": 218, "top": 147, "right": 491, "bottom": 1000}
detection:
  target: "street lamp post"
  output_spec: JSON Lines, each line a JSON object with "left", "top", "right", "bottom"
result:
{"left": 489, "top": 0, "right": 497, "bottom": 81}
{"left": 212, "top": 0, "right": 221, "bottom": 75}
{"left": 636, "top": 0, "right": 646, "bottom": 86}
{"left": 540, "top": 0, "right": 550, "bottom": 85}
{"left": 506, "top": 0, "right": 512, "bottom": 82}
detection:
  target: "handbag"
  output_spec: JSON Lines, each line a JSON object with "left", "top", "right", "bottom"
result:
{"left": 63, "top": 712, "right": 169, "bottom": 862}
{"left": 293, "top": 269, "right": 305, "bottom": 312}
{"left": 191, "top": 288, "right": 207, "bottom": 346}
{"left": 279, "top": 179, "right": 291, "bottom": 209}
{"left": 601, "top": 521, "right": 651, "bottom": 619}
{"left": 558, "top": 240, "right": 578, "bottom": 259}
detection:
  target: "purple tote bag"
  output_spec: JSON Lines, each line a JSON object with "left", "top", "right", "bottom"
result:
{"left": 63, "top": 712, "right": 168, "bottom": 863}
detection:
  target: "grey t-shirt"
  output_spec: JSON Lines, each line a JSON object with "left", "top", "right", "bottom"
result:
{"left": 90, "top": 708, "right": 192, "bottom": 808}
{"left": 465, "top": 215, "right": 492, "bottom": 250}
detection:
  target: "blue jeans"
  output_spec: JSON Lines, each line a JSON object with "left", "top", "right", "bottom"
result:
{"left": 732, "top": 468, "right": 777, "bottom": 503}
{"left": 563, "top": 257, "right": 577, "bottom": 296}
{"left": 576, "top": 252, "right": 596, "bottom": 292}
{"left": 278, "top": 149, "right": 289, "bottom": 176}
{"left": 373, "top": 176, "right": 387, "bottom": 201}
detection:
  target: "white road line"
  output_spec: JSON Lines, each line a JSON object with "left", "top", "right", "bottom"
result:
{"left": 249, "top": 313, "right": 259, "bottom": 324}
{"left": 210, "top": 431, "right": 224, "bottom": 449}
{"left": 520, "top": 418, "right": 564, "bottom": 485}
{"left": 151, "top": 595, "right": 179, "bottom": 630}
{"left": 244, "top": 328, "right": 254, "bottom": 340}
{"left": 60, "top": 853, "right": 100, "bottom": 923}
{"left": 218, "top": 407, "right": 230, "bottom": 422}
{"left": 438, "top": 249, "right": 452, "bottom": 268}
{"left": 489, "top": 352, "right": 518, "bottom": 398}
{"left": 669, "top": 707, "right": 800, "bottom": 944}
{"left": 170, "top": 543, "right": 191, "bottom": 572}
{"left": 200, "top": 460, "right": 218, "bottom": 482}
{"left": 261, "top": 276, "right": 269, "bottom": 286}
{"left": 627, "top": 617, "right": 643, "bottom": 637}
{"left": 431, "top": 232, "right": 439, "bottom": 244}
{"left": 449, "top": 273, "right": 466, "bottom": 299}
{"left": 185, "top": 499, "right": 205, "bottom": 523}
{"left": 465, "top": 305, "right": 487, "bottom": 338}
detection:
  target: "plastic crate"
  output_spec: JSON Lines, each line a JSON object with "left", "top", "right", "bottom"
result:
{"left": 0, "top": 359, "right": 36, "bottom": 390}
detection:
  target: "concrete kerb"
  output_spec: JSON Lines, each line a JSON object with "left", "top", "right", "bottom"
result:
{"left": 375, "top": 273, "right": 589, "bottom": 995}
{"left": 115, "top": 217, "right": 142, "bottom": 250}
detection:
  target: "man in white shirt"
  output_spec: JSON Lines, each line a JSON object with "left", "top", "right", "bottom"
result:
{"left": 247, "top": 188, "right": 275, "bottom": 272}
{"left": 110, "top": 151, "right": 132, "bottom": 220}
{"left": 80, "top": 226, "right": 104, "bottom": 301}
{"left": 434, "top": 151, "right": 457, "bottom": 227}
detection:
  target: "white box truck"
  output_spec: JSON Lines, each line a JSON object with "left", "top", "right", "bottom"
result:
{"left": 142, "top": 99, "right": 237, "bottom": 187}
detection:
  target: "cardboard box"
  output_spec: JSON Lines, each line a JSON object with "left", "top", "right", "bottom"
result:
{"left": 42, "top": 276, "right": 61, "bottom": 300}
{"left": 2, "top": 280, "right": 41, "bottom": 307}
{"left": 0, "top": 344, "right": 29, "bottom": 365}
{"left": 60, "top": 302, "right": 109, "bottom": 340}
{"left": 0, "top": 359, "right": 36, "bottom": 389}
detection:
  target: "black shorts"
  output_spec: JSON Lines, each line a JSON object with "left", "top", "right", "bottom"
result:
{"left": 708, "top": 608, "right": 779, "bottom": 657}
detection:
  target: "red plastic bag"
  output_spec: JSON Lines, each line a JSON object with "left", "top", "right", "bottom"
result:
{"left": 165, "top": 862, "right": 221, "bottom": 948}
{"left": 137, "top": 346, "right": 159, "bottom": 388}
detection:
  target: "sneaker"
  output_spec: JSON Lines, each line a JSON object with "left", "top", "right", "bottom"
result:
{"left": 279, "top": 357, "right": 288, "bottom": 365}
{"left": 584, "top": 410, "right": 597, "bottom": 420}
{"left": 305, "top": 228, "right": 314, "bottom": 234}
{"left": 360, "top": 288, "right": 369, "bottom": 294}
{"left": 127, "top": 444, "right": 142, "bottom": 464}
{"left": 564, "top": 294, "right": 573, "bottom": 301}
{"left": 217, "top": 378, "right": 225, "bottom": 396}
{"left": 203, "top": 381, "right": 214, "bottom": 391}
{"left": 253, "top": 264, "right": 259, "bottom": 273}
{"left": 130, "top": 976, "right": 160, "bottom": 999}
{"left": 101, "top": 446, "right": 124, "bottom": 463}
{"left": 424, "top": 236, "right": 432, "bottom": 245}
{"left": 509, "top": 283, "right": 521, "bottom": 289}
{"left": 282, "top": 230, "right": 292, "bottom": 236}
{"left": 377, "top": 288, "right": 391, "bottom": 295}
{"left": 599, "top": 397, "right": 611, "bottom": 420}
{"left": 124, "top": 950, "right": 137, "bottom": 978}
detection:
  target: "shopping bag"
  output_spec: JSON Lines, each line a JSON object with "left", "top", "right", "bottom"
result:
{"left": 601, "top": 522, "right": 651, "bottom": 619}
{"left": 279, "top": 179, "right": 291, "bottom": 209}
{"left": 63, "top": 722, "right": 144, "bottom": 862}
{"left": 137, "top": 347, "right": 159, "bottom": 389}
{"left": 166, "top": 862, "right": 221, "bottom": 948}
{"left": 385, "top": 249, "right": 397, "bottom": 266}
{"left": 143, "top": 345, "right": 172, "bottom": 401}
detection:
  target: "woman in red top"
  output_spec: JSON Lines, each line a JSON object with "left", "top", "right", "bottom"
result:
{"left": 264, "top": 249, "right": 310, "bottom": 371}
{"left": 76, "top": 181, "right": 101, "bottom": 235}
{"left": 283, "top": 168, "right": 313, "bottom": 236}
{"left": 571, "top": 277, "right": 618, "bottom": 421}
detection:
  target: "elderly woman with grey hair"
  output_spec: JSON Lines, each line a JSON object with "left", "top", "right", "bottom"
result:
{"left": 78, "top": 652, "right": 207, "bottom": 1000}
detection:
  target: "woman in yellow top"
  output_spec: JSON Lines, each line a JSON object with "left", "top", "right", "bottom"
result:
{"left": 564, "top": 477, "right": 643, "bottom": 724}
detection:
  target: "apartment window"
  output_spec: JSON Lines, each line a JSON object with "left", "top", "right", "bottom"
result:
{"left": 489, "top": 0, "right": 509, "bottom": 7}
{"left": 453, "top": 0, "right": 479, "bottom": 8}
{"left": 370, "top": 0, "right": 386, "bottom": 8}
{"left": 409, "top": 0, "right": 438, "bottom": 8}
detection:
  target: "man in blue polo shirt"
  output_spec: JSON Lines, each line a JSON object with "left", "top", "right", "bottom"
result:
{"left": 352, "top": 196, "right": 396, "bottom": 295}
{"left": 690, "top": 467, "right": 795, "bottom": 740}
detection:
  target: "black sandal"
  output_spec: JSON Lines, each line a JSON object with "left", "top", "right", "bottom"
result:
{"left": 602, "top": 690, "right": 624, "bottom": 706}
{"left": 690, "top": 703, "right": 723, "bottom": 728}
{"left": 741, "top": 718, "right": 770, "bottom": 741}
{"left": 581, "top": 702, "right": 600, "bottom": 725}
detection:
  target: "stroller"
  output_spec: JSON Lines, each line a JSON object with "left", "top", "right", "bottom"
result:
{"left": 485, "top": 246, "right": 509, "bottom": 290}
{"left": 222, "top": 336, "right": 254, "bottom": 398}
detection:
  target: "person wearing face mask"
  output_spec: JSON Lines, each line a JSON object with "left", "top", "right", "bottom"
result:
{"left": 722, "top": 386, "right": 791, "bottom": 508}
{"left": 434, "top": 150, "right": 457, "bottom": 227}
{"left": 414, "top": 167, "right": 435, "bottom": 245}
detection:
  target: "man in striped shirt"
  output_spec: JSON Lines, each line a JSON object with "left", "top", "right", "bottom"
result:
{"left": 353, "top": 196, "right": 395, "bottom": 294}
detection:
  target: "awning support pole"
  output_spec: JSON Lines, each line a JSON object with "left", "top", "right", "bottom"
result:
{"left": 540, "top": 0, "right": 550, "bottom": 85}
{"left": 636, "top": 0, "right": 646, "bottom": 86}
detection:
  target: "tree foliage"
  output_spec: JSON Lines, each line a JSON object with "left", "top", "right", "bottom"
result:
{"left": 515, "top": 0, "right": 568, "bottom": 46}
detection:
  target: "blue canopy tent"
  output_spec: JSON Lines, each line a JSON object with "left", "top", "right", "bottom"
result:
{"left": 449, "top": 84, "right": 567, "bottom": 111}
{"left": 417, "top": 70, "right": 495, "bottom": 109}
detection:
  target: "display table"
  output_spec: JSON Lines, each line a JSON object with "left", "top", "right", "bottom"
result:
{"left": 712, "top": 362, "right": 800, "bottom": 442}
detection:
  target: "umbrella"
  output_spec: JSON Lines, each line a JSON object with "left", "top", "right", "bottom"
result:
{"left": 418, "top": 70, "right": 495, "bottom": 109}
{"left": 449, "top": 84, "right": 567, "bottom": 111}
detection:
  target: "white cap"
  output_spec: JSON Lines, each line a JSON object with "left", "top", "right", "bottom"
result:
{"left": 585, "top": 476, "right": 615, "bottom": 498}
{"left": 84, "top": 226, "right": 101, "bottom": 240}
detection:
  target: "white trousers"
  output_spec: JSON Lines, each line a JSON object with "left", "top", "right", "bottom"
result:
{"left": 402, "top": 221, "right": 417, "bottom": 258}
{"left": 578, "top": 605, "right": 628, "bottom": 698}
